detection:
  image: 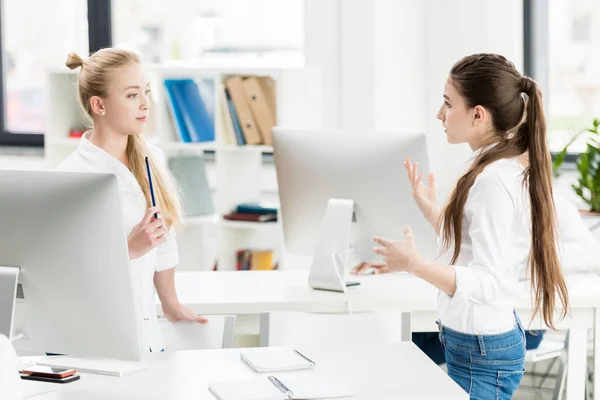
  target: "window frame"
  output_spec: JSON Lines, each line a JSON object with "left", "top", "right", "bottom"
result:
{"left": 0, "top": 0, "right": 112, "bottom": 147}
{"left": 524, "top": 0, "right": 580, "bottom": 163}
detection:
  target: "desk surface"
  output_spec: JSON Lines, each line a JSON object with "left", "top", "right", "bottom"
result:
{"left": 28, "top": 342, "right": 468, "bottom": 400}
{"left": 160, "top": 270, "right": 600, "bottom": 315}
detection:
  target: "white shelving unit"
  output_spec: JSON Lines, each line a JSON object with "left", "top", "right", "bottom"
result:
{"left": 45, "top": 65, "right": 322, "bottom": 271}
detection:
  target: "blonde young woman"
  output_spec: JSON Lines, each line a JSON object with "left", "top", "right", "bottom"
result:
{"left": 364, "top": 54, "right": 570, "bottom": 399}
{"left": 58, "top": 48, "right": 207, "bottom": 353}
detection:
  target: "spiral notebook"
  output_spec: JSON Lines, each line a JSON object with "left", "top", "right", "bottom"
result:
{"left": 208, "top": 375, "right": 352, "bottom": 400}
{"left": 240, "top": 349, "right": 315, "bottom": 373}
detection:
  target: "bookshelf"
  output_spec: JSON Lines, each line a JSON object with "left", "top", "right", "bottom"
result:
{"left": 45, "top": 65, "right": 322, "bottom": 271}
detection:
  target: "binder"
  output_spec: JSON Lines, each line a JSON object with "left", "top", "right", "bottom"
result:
{"left": 243, "top": 77, "right": 276, "bottom": 145}
{"left": 167, "top": 155, "right": 214, "bottom": 216}
{"left": 257, "top": 76, "right": 276, "bottom": 119}
{"left": 218, "top": 84, "right": 236, "bottom": 145}
{"left": 225, "top": 76, "right": 262, "bottom": 145}
{"left": 209, "top": 375, "right": 352, "bottom": 400}
{"left": 224, "top": 88, "right": 246, "bottom": 146}
{"left": 163, "top": 80, "right": 191, "bottom": 143}
{"left": 164, "top": 79, "right": 215, "bottom": 143}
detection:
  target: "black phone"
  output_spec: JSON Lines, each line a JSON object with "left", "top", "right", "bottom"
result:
{"left": 20, "top": 373, "right": 80, "bottom": 384}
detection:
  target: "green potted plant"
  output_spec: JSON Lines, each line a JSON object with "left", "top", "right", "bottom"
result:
{"left": 552, "top": 118, "right": 600, "bottom": 214}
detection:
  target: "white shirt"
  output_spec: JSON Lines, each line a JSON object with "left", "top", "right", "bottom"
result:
{"left": 438, "top": 148, "right": 600, "bottom": 334}
{"left": 57, "top": 131, "right": 179, "bottom": 352}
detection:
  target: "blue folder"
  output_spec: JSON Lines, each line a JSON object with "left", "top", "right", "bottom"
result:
{"left": 164, "top": 79, "right": 215, "bottom": 143}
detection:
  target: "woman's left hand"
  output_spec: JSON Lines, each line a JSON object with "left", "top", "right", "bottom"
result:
{"left": 163, "top": 304, "right": 208, "bottom": 324}
{"left": 373, "top": 226, "right": 422, "bottom": 273}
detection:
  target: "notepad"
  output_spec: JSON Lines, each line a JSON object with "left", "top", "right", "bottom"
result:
{"left": 36, "top": 357, "right": 148, "bottom": 377}
{"left": 208, "top": 375, "right": 353, "bottom": 400}
{"left": 240, "top": 349, "right": 315, "bottom": 373}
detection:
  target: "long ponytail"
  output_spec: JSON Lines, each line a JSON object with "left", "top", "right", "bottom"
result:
{"left": 520, "top": 77, "right": 569, "bottom": 329}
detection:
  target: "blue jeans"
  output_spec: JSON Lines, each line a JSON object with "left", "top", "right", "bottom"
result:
{"left": 437, "top": 315, "right": 526, "bottom": 399}
{"left": 412, "top": 330, "right": 544, "bottom": 366}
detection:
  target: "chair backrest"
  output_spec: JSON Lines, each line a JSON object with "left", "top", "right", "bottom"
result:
{"left": 0, "top": 334, "right": 22, "bottom": 400}
{"left": 259, "top": 311, "right": 411, "bottom": 347}
{"left": 159, "top": 315, "right": 236, "bottom": 351}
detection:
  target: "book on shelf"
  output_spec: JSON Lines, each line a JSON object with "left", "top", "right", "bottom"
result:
{"left": 223, "top": 212, "right": 277, "bottom": 223}
{"left": 236, "top": 249, "right": 275, "bottom": 270}
{"left": 236, "top": 203, "right": 278, "bottom": 215}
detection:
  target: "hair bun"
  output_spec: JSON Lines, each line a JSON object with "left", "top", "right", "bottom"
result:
{"left": 65, "top": 52, "right": 84, "bottom": 70}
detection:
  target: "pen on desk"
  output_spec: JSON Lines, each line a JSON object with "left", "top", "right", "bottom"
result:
{"left": 145, "top": 156, "right": 158, "bottom": 220}
{"left": 293, "top": 349, "right": 315, "bottom": 365}
{"left": 268, "top": 376, "right": 293, "bottom": 399}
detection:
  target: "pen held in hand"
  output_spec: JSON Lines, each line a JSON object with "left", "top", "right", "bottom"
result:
{"left": 145, "top": 156, "right": 158, "bottom": 220}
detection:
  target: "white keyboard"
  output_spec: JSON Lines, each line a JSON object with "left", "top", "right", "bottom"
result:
{"left": 37, "top": 357, "right": 148, "bottom": 377}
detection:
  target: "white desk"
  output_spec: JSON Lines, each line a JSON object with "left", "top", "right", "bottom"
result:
{"left": 28, "top": 342, "right": 468, "bottom": 399}
{"left": 159, "top": 271, "right": 600, "bottom": 399}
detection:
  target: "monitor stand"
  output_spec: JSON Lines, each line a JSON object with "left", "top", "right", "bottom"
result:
{"left": 308, "top": 198, "right": 359, "bottom": 293}
{"left": 0, "top": 266, "right": 19, "bottom": 341}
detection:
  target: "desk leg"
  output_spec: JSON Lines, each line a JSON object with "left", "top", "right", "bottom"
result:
{"left": 566, "top": 328, "right": 587, "bottom": 399}
{"left": 594, "top": 308, "right": 599, "bottom": 400}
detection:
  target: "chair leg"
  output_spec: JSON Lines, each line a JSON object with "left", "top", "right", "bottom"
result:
{"left": 553, "top": 354, "right": 568, "bottom": 400}
{"left": 539, "top": 357, "right": 559, "bottom": 388}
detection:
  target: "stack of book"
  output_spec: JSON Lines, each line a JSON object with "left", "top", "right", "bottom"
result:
{"left": 223, "top": 203, "right": 278, "bottom": 223}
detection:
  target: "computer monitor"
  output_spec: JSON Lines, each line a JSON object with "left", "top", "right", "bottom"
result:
{"left": 273, "top": 129, "right": 437, "bottom": 292}
{"left": 0, "top": 170, "right": 142, "bottom": 361}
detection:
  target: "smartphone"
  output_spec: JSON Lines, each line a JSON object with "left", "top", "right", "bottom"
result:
{"left": 20, "top": 373, "right": 80, "bottom": 384}
{"left": 22, "top": 365, "right": 76, "bottom": 379}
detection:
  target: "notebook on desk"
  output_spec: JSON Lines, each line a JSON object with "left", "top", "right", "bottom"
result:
{"left": 209, "top": 375, "right": 353, "bottom": 400}
{"left": 36, "top": 357, "right": 148, "bottom": 377}
{"left": 240, "top": 348, "right": 315, "bottom": 373}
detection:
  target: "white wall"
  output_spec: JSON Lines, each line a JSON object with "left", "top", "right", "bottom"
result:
{"left": 305, "top": 0, "right": 524, "bottom": 201}
{"left": 423, "top": 0, "right": 524, "bottom": 200}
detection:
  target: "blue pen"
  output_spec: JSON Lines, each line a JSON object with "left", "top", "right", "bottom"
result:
{"left": 145, "top": 156, "right": 158, "bottom": 219}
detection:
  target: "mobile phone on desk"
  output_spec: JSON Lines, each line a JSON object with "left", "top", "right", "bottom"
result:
{"left": 21, "top": 373, "right": 80, "bottom": 384}
{"left": 22, "top": 365, "right": 76, "bottom": 378}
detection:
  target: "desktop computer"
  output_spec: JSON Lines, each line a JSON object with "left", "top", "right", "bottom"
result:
{"left": 0, "top": 170, "right": 142, "bottom": 362}
{"left": 273, "top": 129, "right": 437, "bottom": 292}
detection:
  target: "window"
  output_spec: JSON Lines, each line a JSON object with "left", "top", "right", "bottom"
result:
{"left": 2, "top": 0, "right": 87, "bottom": 135}
{"left": 112, "top": 0, "right": 304, "bottom": 68}
{"left": 0, "top": 0, "right": 110, "bottom": 147}
{"left": 527, "top": 0, "right": 600, "bottom": 154}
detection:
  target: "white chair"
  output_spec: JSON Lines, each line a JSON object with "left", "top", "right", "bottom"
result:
{"left": 159, "top": 315, "right": 236, "bottom": 351}
{"left": 519, "top": 332, "right": 568, "bottom": 400}
{"left": 0, "top": 334, "right": 23, "bottom": 400}
{"left": 259, "top": 311, "right": 411, "bottom": 347}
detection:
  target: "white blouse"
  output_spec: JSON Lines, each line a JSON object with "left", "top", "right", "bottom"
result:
{"left": 438, "top": 148, "right": 600, "bottom": 334}
{"left": 57, "top": 131, "right": 179, "bottom": 352}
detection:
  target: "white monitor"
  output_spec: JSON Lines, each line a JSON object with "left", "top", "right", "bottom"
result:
{"left": 273, "top": 129, "right": 437, "bottom": 292}
{"left": 0, "top": 170, "right": 142, "bottom": 361}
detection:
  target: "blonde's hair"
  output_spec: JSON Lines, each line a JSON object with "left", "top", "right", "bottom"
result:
{"left": 66, "top": 49, "right": 182, "bottom": 230}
